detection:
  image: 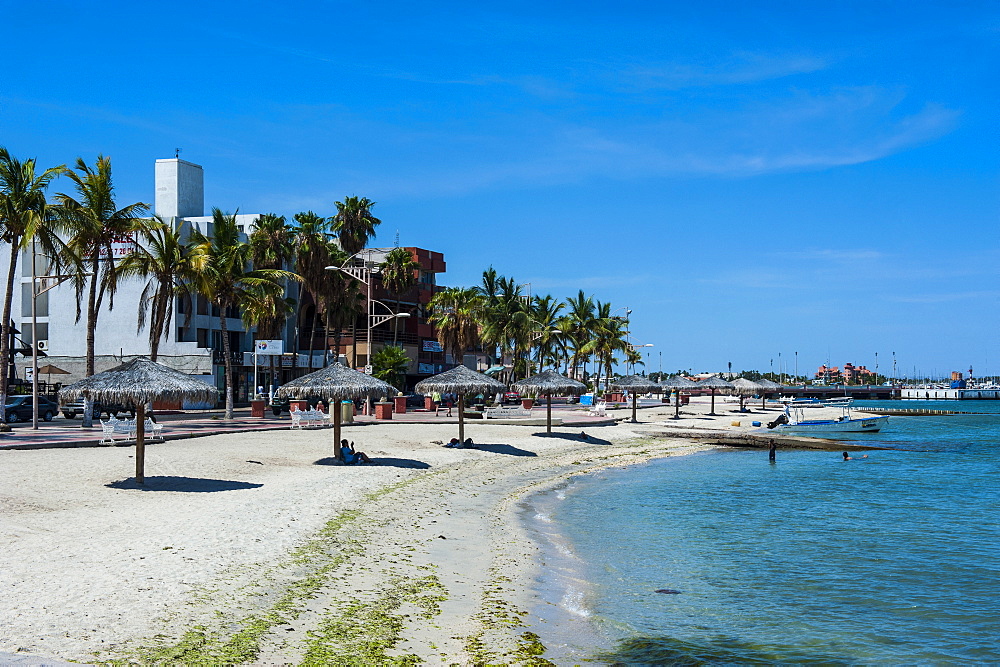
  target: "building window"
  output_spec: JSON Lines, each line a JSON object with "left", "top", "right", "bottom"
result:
{"left": 21, "top": 283, "right": 48, "bottom": 317}
{"left": 419, "top": 271, "right": 435, "bottom": 286}
{"left": 20, "top": 251, "right": 49, "bottom": 278}
{"left": 20, "top": 322, "right": 48, "bottom": 346}
{"left": 197, "top": 295, "right": 209, "bottom": 316}
{"left": 197, "top": 328, "right": 209, "bottom": 348}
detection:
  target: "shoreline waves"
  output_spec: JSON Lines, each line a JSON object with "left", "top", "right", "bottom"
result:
{"left": 0, "top": 403, "right": 740, "bottom": 664}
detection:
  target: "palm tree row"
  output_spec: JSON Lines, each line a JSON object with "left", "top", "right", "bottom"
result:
{"left": 0, "top": 147, "right": 395, "bottom": 420}
{"left": 428, "top": 266, "right": 639, "bottom": 391}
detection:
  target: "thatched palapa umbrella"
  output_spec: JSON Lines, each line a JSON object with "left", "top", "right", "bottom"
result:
{"left": 275, "top": 362, "right": 397, "bottom": 459}
{"left": 696, "top": 376, "right": 734, "bottom": 416}
{"left": 757, "top": 378, "right": 784, "bottom": 408}
{"left": 415, "top": 365, "right": 505, "bottom": 443}
{"left": 729, "top": 377, "right": 763, "bottom": 412}
{"left": 513, "top": 369, "right": 587, "bottom": 433}
{"left": 610, "top": 375, "right": 662, "bottom": 422}
{"left": 59, "top": 357, "right": 219, "bottom": 484}
{"left": 661, "top": 375, "right": 698, "bottom": 419}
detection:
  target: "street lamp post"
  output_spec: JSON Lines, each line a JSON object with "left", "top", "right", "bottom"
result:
{"left": 627, "top": 343, "right": 654, "bottom": 374}
{"left": 326, "top": 252, "right": 409, "bottom": 413}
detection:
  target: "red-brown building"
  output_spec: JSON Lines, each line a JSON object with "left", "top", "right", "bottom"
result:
{"left": 297, "top": 247, "right": 448, "bottom": 387}
{"left": 816, "top": 363, "right": 876, "bottom": 384}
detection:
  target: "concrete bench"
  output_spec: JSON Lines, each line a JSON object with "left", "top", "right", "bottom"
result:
{"left": 290, "top": 409, "right": 328, "bottom": 429}
{"left": 100, "top": 417, "right": 163, "bottom": 444}
{"left": 483, "top": 406, "right": 532, "bottom": 419}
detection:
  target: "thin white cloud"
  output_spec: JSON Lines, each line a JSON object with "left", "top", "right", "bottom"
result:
{"left": 889, "top": 290, "right": 1000, "bottom": 304}
{"left": 615, "top": 52, "right": 830, "bottom": 90}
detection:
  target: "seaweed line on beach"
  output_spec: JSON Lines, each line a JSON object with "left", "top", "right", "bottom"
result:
{"left": 90, "top": 432, "right": 712, "bottom": 666}
{"left": 99, "top": 474, "right": 435, "bottom": 665}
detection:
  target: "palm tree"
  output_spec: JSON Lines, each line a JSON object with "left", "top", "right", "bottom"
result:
{"left": 0, "top": 148, "right": 65, "bottom": 422}
{"left": 371, "top": 344, "right": 410, "bottom": 390}
{"left": 379, "top": 247, "right": 420, "bottom": 344}
{"left": 478, "top": 273, "right": 531, "bottom": 377}
{"left": 117, "top": 217, "right": 197, "bottom": 361}
{"left": 53, "top": 155, "right": 150, "bottom": 427}
{"left": 332, "top": 196, "right": 381, "bottom": 256}
{"left": 565, "top": 290, "right": 597, "bottom": 384}
{"left": 317, "top": 241, "right": 361, "bottom": 365}
{"left": 292, "top": 211, "right": 333, "bottom": 366}
{"left": 583, "top": 302, "right": 631, "bottom": 395}
{"left": 189, "top": 208, "right": 295, "bottom": 419}
{"left": 248, "top": 213, "right": 296, "bottom": 388}
{"left": 428, "top": 287, "right": 482, "bottom": 367}
{"left": 530, "top": 294, "right": 566, "bottom": 371}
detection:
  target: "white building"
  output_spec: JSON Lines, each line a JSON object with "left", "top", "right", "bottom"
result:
{"left": 4, "top": 157, "right": 318, "bottom": 401}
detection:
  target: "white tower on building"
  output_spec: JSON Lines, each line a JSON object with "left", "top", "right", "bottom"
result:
{"left": 155, "top": 158, "right": 204, "bottom": 219}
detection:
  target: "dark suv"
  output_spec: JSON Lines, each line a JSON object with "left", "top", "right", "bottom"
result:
{"left": 61, "top": 399, "right": 135, "bottom": 419}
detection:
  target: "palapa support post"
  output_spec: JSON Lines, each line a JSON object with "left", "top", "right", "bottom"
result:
{"left": 546, "top": 392, "right": 552, "bottom": 433}
{"left": 333, "top": 402, "right": 342, "bottom": 460}
{"left": 631, "top": 393, "right": 638, "bottom": 423}
{"left": 135, "top": 402, "right": 146, "bottom": 485}
{"left": 458, "top": 394, "right": 465, "bottom": 443}
{"left": 674, "top": 390, "right": 680, "bottom": 419}
{"left": 709, "top": 388, "right": 716, "bottom": 416}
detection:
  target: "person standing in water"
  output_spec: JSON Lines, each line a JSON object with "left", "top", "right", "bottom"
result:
{"left": 768, "top": 441, "right": 776, "bottom": 462}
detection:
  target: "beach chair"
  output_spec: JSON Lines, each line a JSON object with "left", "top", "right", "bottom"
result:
{"left": 99, "top": 419, "right": 117, "bottom": 444}
{"left": 588, "top": 401, "right": 607, "bottom": 417}
{"left": 138, "top": 418, "right": 164, "bottom": 441}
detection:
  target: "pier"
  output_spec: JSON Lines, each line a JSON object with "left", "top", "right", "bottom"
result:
{"left": 688, "top": 386, "right": 900, "bottom": 400}
{"left": 900, "top": 388, "right": 1000, "bottom": 400}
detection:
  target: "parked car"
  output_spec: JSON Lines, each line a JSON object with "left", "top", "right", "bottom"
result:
{"left": 403, "top": 393, "right": 426, "bottom": 408}
{"left": 268, "top": 396, "right": 324, "bottom": 416}
{"left": 502, "top": 391, "right": 521, "bottom": 405}
{"left": 61, "top": 399, "right": 135, "bottom": 419}
{"left": 4, "top": 396, "right": 60, "bottom": 422}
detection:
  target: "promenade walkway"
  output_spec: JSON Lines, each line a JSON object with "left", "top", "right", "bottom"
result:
{"left": 0, "top": 401, "right": 632, "bottom": 450}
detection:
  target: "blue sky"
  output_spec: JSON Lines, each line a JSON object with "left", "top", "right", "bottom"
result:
{"left": 3, "top": 1, "right": 998, "bottom": 378}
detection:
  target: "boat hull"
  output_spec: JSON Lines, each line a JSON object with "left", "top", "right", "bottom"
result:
{"left": 776, "top": 415, "right": 889, "bottom": 433}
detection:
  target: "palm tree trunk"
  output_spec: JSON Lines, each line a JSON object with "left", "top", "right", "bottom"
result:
{"left": 306, "top": 303, "right": 316, "bottom": 371}
{"left": 0, "top": 239, "right": 21, "bottom": 424}
{"left": 323, "top": 308, "right": 332, "bottom": 367}
{"left": 149, "top": 285, "right": 168, "bottom": 362}
{"left": 82, "top": 255, "right": 99, "bottom": 428}
{"left": 219, "top": 312, "right": 234, "bottom": 419}
{"left": 350, "top": 319, "right": 358, "bottom": 368}
{"left": 393, "top": 293, "right": 400, "bottom": 345}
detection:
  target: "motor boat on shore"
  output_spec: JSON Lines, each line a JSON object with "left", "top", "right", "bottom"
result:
{"left": 768, "top": 406, "right": 888, "bottom": 434}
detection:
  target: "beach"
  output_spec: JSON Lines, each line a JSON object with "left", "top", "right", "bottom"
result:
{"left": 0, "top": 399, "right": 759, "bottom": 664}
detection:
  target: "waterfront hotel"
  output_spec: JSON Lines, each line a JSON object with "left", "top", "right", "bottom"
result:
{"left": 1, "top": 158, "right": 455, "bottom": 404}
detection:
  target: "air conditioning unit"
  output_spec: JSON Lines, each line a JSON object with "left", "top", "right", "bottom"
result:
{"left": 36, "top": 340, "right": 48, "bottom": 351}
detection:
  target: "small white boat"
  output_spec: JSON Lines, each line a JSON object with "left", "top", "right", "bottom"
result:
{"left": 771, "top": 406, "right": 888, "bottom": 434}
{"left": 774, "top": 396, "right": 854, "bottom": 409}
{"left": 822, "top": 397, "right": 854, "bottom": 408}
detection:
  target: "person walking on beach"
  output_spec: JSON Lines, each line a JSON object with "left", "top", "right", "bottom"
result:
{"left": 432, "top": 391, "right": 442, "bottom": 415}
{"left": 445, "top": 392, "right": 454, "bottom": 417}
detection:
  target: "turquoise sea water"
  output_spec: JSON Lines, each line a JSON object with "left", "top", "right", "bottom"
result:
{"left": 525, "top": 401, "right": 1000, "bottom": 664}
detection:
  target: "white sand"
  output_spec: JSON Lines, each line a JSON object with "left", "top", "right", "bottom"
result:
{"left": 0, "top": 402, "right": 757, "bottom": 663}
